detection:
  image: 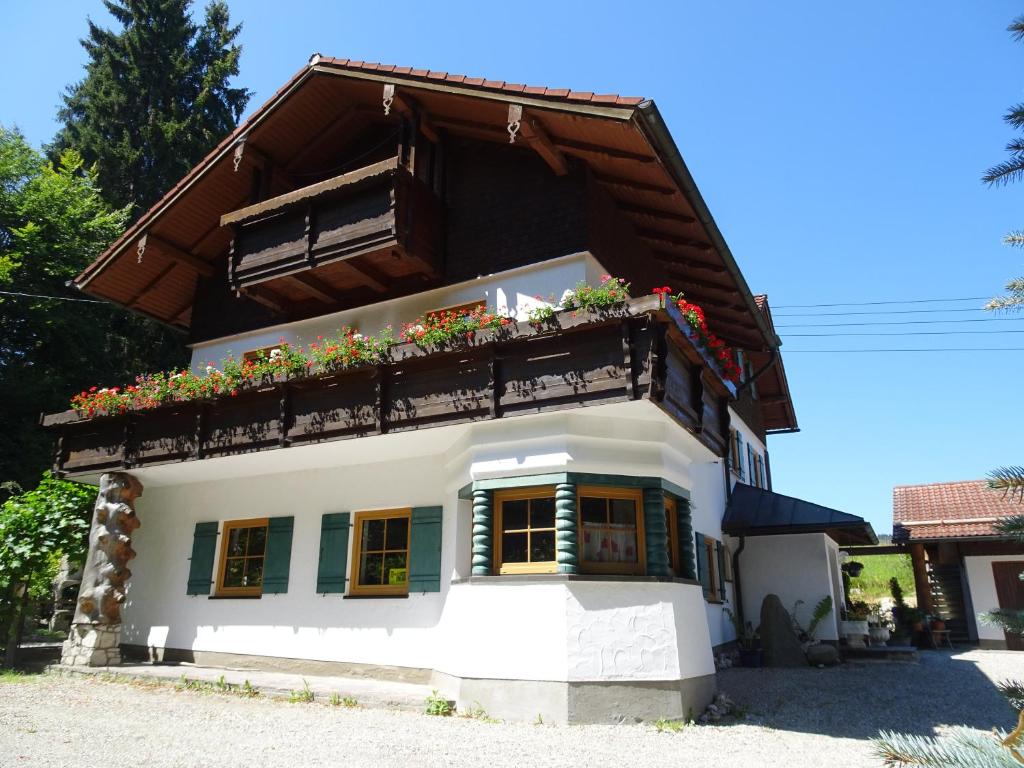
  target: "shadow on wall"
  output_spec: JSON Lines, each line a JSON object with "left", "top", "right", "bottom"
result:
{"left": 717, "top": 651, "right": 1016, "bottom": 740}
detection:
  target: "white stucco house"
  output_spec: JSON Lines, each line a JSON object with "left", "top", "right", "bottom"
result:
{"left": 45, "top": 58, "right": 875, "bottom": 723}
{"left": 894, "top": 480, "right": 1024, "bottom": 650}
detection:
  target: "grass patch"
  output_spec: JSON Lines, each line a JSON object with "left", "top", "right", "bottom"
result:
{"left": 0, "top": 669, "right": 42, "bottom": 683}
{"left": 460, "top": 701, "right": 499, "bottom": 723}
{"left": 328, "top": 693, "right": 358, "bottom": 708}
{"left": 424, "top": 689, "right": 454, "bottom": 716}
{"left": 848, "top": 553, "right": 915, "bottom": 603}
{"left": 654, "top": 717, "right": 690, "bottom": 733}
{"left": 288, "top": 679, "right": 314, "bottom": 703}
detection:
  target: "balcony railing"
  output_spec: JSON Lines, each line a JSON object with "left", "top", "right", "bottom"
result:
{"left": 42, "top": 298, "right": 733, "bottom": 478}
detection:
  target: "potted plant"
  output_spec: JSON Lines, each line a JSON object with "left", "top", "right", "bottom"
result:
{"left": 840, "top": 601, "right": 871, "bottom": 648}
{"left": 868, "top": 607, "right": 892, "bottom": 646}
{"left": 901, "top": 606, "right": 925, "bottom": 633}
{"left": 930, "top": 613, "right": 946, "bottom": 632}
{"left": 725, "top": 608, "right": 762, "bottom": 667}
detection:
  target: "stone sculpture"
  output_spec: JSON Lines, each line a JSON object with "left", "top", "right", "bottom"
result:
{"left": 759, "top": 593, "right": 808, "bottom": 667}
{"left": 61, "top": 472, "right": 143, "bottom": 667}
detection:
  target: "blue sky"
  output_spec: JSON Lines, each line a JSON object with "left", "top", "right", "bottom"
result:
{"left": 2, "top": 2, "right": 1022, "bottom": 533}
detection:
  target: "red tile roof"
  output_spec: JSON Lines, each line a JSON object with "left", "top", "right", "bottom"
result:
{"left": 892, "top": 480, "right": 1023, "bottom": 540}
{"left": 314, "top": 57, "right": 646, "bottom": 106}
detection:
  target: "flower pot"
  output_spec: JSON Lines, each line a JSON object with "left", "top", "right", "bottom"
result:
{"left": 738, "top": 648, "right": 763, "bottom": 668}
{"left": 931, "top": 619, "right": 945, "bottom": 631}
{"left": 869, "top": 626, "right": 890, "bottom": 646}
{"left": 912, "top": 621, "right": 924, "bottom": 632}
{"left": 840, "top": 620, "right": 869, "bottom": 649}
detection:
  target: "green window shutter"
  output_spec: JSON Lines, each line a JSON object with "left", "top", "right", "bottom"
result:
{"left": 408, "top": 506, "right": 443, "bottom": 593}
{"left": 694, "top": 531, "right": 710, "bottom": 598}
{"left": 186, "top": 521, "right": 219, "bottom": 595}
{"left": 263, "top": 516, "right": 295, "bottom": 594}
{"left": 736, "top": 433, "right": 745, "bottom": 480}
{"left": 316, "top": 512, "right": 350, "bottom": 594}
{"left": 716, "top": 541, "right": 727, "bottom": 600}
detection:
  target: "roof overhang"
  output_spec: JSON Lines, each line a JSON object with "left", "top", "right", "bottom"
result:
{"left": 72, "top": 56, "right": 780, "bottom": 355}
{"left": 724, "top": 483, "right": 877, "bottom": 546}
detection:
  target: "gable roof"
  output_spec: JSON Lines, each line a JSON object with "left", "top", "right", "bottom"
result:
{"left": 72, "top": 55, "right": 781, "bottom": 355}
{"left": 723, "top": 483, "right": 877, "bottom": 545}
{"left": 893, "top": 480, "right": 1022, "bottom": 541}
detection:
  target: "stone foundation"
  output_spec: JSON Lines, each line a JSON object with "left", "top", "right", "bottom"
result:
{"left": 61, "top": 624, "right": 122, "bottom": 667}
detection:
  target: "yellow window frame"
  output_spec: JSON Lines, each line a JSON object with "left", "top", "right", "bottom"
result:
{"left": 349, "top": 508, "right": 412, "bottom": 596}
{"left": 494, "top": 486, "right": 558, "bottom": 575}
{"left": 577, "top": 485, "right": 646, "bottom": 576}
{"left": 665, "top": 495, "right": 680, "bottom": 577}
{"left": 215, "top": 517, "right": 269, "bottom": 597}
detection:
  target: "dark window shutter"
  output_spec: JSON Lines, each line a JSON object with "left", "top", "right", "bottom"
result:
{"left": 408, "top": 506, "right": 443, "bottom": 593}
{"left": 316, "top": 512, "right": 350, "bottom": 594}
{"left": 187, "top": 521, "right": 219, "bottom": 595}
{"left": 736, "top": 434, "right": 745, "bottom": 480}
{"left": 694, "top": 531, "right": 710, "bottom": 598}
{"left": 747, "top": 444, "right": 755, "bottom": 485}
{"left": 716, "top": 541, "right": 727, "bottom": 600}
{"left": 263, "top": 516, "right": 295, "bottom": 594}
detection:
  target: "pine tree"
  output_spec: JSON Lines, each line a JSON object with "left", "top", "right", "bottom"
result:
{"left": 51, "top": 0, "right": 251, "bottom": 213}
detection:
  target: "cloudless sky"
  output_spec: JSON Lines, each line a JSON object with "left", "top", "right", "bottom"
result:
{"left": 2, "top": 1, "right": 1022, "bottom": 534}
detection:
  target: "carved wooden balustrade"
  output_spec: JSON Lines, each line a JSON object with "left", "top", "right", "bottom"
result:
{"left": 42, "top": 298, "right": 734, "bottom": 478}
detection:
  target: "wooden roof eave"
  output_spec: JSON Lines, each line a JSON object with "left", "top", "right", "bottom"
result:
{"left": 633, "top": 101, "right": 780, "bottom": 351}
{"left": 74, "top": 63, "right": 320, "bottom": 291}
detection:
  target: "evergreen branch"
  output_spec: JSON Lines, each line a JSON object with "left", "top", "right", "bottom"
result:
{"left": 873, "top": 728, "right": 1021, "bottom": 766}
{"left": 999, "top": 680, "right": 1024, "bottom": 713}
{"left": 983, "top": 157, "right": 1024, "bottom": 187}
{"left": 1002, "top": 233, "right": 1024, "bottom": 248}
{"left": 1006, "top": 105, "right": 1024, "bottom": 129}
{"left": 989, "top": 468, "right": 1024, "bottom": 503}
{"left": 981, "top": 609, "right": 1024, "bottom": 636}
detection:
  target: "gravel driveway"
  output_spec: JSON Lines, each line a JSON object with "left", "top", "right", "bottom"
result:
{"left": 1, "top": 650, "right": 1019, "bottom": 768}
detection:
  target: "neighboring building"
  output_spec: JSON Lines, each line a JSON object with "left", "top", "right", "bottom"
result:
{"left": 894, "top": 480, "right": 1024, "bottom": 649}
{"left": 44, "top": 57, "right": 873, "bottom": 722}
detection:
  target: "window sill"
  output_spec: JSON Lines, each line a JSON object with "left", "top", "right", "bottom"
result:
{"left": 706, "top": 598, "right": 726, "bottom": 605}
{"left": 343, "top": 593, "right": 409, "bottom": 600}
{"left": 208, "top": 594, "right": 262, "bottom": 600}
{"left": 452, "top": 574, "right": 701, "bottom": 587}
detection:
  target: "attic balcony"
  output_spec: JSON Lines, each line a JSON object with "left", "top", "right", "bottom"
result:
{"left": 42, "top": 298, "right": 735, "bottom": 479}
{"left": 221, "top": 156, "right": 442, "bottom": 313}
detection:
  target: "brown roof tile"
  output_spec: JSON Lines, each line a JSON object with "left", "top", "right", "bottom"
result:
{"left": 892, "top": 480, "right": 1022, "bottom": 540}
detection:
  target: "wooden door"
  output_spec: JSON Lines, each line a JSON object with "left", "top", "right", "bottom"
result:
{"left": 993, "top": 561, "right": 1024, "bottom": 651}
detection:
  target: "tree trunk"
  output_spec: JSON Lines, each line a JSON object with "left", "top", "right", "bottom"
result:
{"left": 3, "top": 582, "right": 26, "bottom": 668}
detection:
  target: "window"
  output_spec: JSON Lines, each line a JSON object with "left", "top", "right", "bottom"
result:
{"left": 243, "top": 344, "right": 281, "bottom": 363}
{"left": 216, "top": 518, "right": 269, "bottom": 597}
{"left": 665, "top": 495, "right": 681, "bottom": 577}
{"left": 578, "top": 486, "right": 645, "bottom": 575}
{"left": 425, "top": 298, "right": 486, "bottom": 320}
{"left": 703, "top": 536, "right": 720, "bottom": 601}
{"left": 350, "top": 509, "right": 411, "bottom": 596}
{"left": 747, "top": 444, "right": 756, "bottom": 486}
{"left": 494, "top": 488, "right": 557, "bottom": 574}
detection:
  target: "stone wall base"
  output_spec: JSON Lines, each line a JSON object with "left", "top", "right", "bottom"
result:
{"left": 430, "top": 670, "right": 717, "bottom": 724}
{"left": 61, "top": 624, "right": 121, "bottom": 667}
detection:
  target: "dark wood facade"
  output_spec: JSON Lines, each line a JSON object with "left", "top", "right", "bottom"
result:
{"left": 43, "top": 299, "right": 735, "bottom": 478}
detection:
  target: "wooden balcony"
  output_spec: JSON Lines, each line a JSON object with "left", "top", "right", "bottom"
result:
{"left": 42, "top": 298, "right": 735, "bottom": 478}
{"left": 221, "top": 157, "right": 442, "bottom": 308}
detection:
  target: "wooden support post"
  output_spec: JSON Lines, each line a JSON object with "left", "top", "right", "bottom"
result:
{"left": 643, "top": 487, "right": 671, "bottom": 578}
{"left": 471, "top": 489, "right": 493, "bottom": 576}
{"left": 910, "top": 543, "right": 934, "bottom": 615}
{"left": 555, "top": 483, "right": 579, "bottom": 574}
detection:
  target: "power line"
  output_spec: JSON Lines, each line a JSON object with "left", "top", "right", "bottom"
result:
{"left": 0, "top": 289, "right": 106, "bottom": 304}
{"left": 782, "top": 329, "right": 1024, "bottom": 337}
{"left": 783, "top": 347, "right": 1024, "bottom": 353}
{"left": 775, "top": 307, "right": 988, "bottom": 318}
{"left": 773, "top": 296, "right": 989, "bottom": 309}
{"left": 776, "top": 317, "right": 1024, "bottom": 328}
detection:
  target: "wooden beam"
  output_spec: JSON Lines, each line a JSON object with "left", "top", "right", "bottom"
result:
{"left": 392, "top": 93, "right": 440, "bottom": 143}
{"left": 342, "top": 259, "right": 389, "bottom": 293}
{"left": 127, "top": 263, "right": 177, "bottom": 306}
{"left": 660, "top": 271, "right": 740, "bottom": 297}
{"left": 519, "top": 114, "right": 569, "bottom": 176}
{"left": 617, "top": 202, "right": 695, "bottom": 224}
{"left": 637, "top": 228, "right": 713, "bottom": 253}
{"left": 147, "top": 234, "right": 216, "bottom": 277}
{"left": 592, "top": 172, "right": 676, "bottom": 196}
{"left": 652, "top": 250, "right": 726, "bottom": 274}
{"left": 241, "top": 284, "right": 290, "bottom": 315}
{"left": 281, "top": 273, "right": 338, "bottom": 304}
{"left": 284, "top": 108, "right": 359, "bottom": 172}
{"left": 553, "top": 137, "right": 655, "bottom": 163}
